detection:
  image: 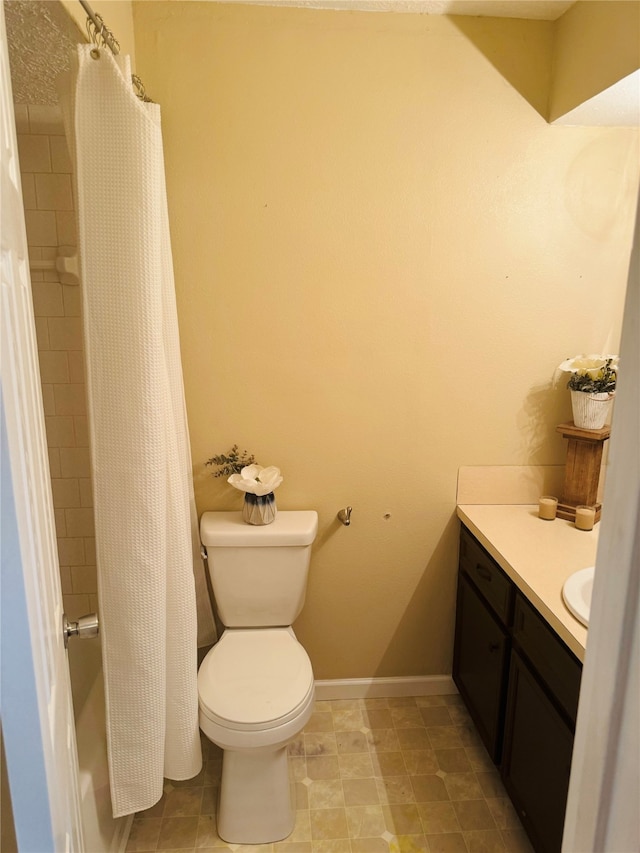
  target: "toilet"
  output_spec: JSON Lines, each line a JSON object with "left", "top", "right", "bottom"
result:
{"left": 198, "top": 510, "right": 318, "bottom": 844}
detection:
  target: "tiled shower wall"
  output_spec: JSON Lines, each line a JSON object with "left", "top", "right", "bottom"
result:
{"left": 16, "top": 103, "right": 98, "bottom": 622}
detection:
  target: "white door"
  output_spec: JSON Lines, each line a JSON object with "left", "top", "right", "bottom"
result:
{"left": 0, "top": 4, "right": 84, "bottom": 850}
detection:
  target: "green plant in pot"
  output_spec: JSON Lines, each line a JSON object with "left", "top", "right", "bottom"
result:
{"left": 206, "top": 445, "right": 283, "bottom": 525}
{"left": 558, "top": 355, "right": 618, "bottom": 430}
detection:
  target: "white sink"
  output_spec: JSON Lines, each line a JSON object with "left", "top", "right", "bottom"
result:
{"left": 562, "top": 566, "right": 595, "bottom": 627}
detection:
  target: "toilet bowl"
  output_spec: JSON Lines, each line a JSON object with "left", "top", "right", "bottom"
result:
{"left": 198, "top": 627, "right": 315, "bottom": 749}
{"left": 198, "top": 627, "right": 315, "bottom": 843}
{"left": 198, "top": 510, "right": 318, "bottom": 844}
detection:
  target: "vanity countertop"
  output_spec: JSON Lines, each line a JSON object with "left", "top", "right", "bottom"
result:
{"left": 456, "top": 504, "right": 595, "bottom": 661}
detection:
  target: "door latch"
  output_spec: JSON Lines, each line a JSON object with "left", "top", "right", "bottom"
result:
{"left": 63, "top": 612, "right": 99, "bottom": 648}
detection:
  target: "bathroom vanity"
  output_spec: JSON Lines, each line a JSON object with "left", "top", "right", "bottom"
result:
{"left": 453, "top": 505, "right": 594, "bottom": 853}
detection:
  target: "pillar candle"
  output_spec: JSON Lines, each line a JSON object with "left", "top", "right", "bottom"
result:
{"left": 575, "top": 505, "right": 596, "bottom": 531}
{"left": 538, "top": 496, "right": 558, "bottom": 521}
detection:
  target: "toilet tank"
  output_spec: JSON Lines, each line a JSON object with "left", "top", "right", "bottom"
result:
{"left": 200, "top": 510, "right": 318, "bottom": 627}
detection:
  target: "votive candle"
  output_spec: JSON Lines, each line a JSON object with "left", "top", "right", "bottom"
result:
{"left": 575, "top": 505, "right": 596, "bottom": 531}
{"left": 538, "top": 496, "right": 558, "bottom": 521}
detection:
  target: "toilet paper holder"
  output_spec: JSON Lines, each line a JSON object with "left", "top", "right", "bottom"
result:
{"left": 337, "top": 506, "right": 352, "bottom": 526}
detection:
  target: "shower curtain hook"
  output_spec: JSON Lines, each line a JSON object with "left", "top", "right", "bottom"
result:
{"left": 97, "top": 15, "right": 107, "bottom": 47}
{"left": 86, "top": 16, "right": 96, "bottom": 44}
{"left": 131, "top": 75, "right": 152, "bottom": 103}
{"left": 86, "top": 17, "right": 100, "bottom": 58}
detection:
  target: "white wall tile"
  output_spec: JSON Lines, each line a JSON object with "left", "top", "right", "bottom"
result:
{"left": 34, "top": 316, "right": 49, "bottom": 350}
{"left": 35, "top": 173, "right": 73, "bottom": 211}
{"left": 24, "top": 210, "right": 57, "bottom": 246}
{"left": 47, "top": 316, "right": 83, "bottom": 350}
{"left": 68, "top": 351, "right": 85, "bottom": 382}
{"left": 41, "top": 383, "right": 55, "bottom": 416}
{"left": 59, "top": 447, "right": 91, "bottom": 478}
{"left": 45, "top": 415, "right": 75, "bottom": 448}
{"left": 20, "top": 173, "right": 37, "bottom": 209}
{"left": 57, "top": 537, "right": 85, "bottom": 567}
{"left": 79, "top": 478, "right": 93, "bottom": 508}
{"left": 73, "top": 415, "right": 89, "bottom": 447}
{"left": 51, "top": 478, "right": 81, "bottom": 508}
{"left": 62, "top": 593, "right": 91, "bottom": 620}
{"left": 17, "top": 134, "right": 51, "bottom": 172}
{"left": 21, "top": 124, "right": 97, "bottom": 611}
{"left": 59, "top": 566, "right": 73, "bottom": 596}
{"left": 13, "top": 103, "right": 29, "bottom": 133}
{"left": 65, "top": 508, "right": 95, "bottom": 538}
{"left": 38, "top": 350, "right": 69, "bottom": 383}
{"left": 62, "top": 284, "right": 81, "bottom": 317}
{"left": 50, "top": 136, "right": 72, "bottom": 173}
{"left": 31, "top": 281, "right": 64, "bottom": 317}
{"left": 48, "top": 447, "right": 61, "bottom": 478}
{"left": 84, "top": 537, "right": 96, "bottom": 566}
{"left": 27, "top": 105, "right": 64, "bottom": 135}
{"left": 53, "top": 383, "right": 86, "bottom": 416}
{"left": 70, "top": 564, "right": 98, "bottom": 595}
{"left": 55, "top": 211, "right": 76, "bottom": 246}
{"left": 54, "top": 507, "right": 67, "bottom": 538}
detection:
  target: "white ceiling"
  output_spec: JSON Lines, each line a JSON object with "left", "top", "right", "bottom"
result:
{"left": 5, "top": 1, "right": 82, "bottom": 105}
{"left": 216, "top": 0, "right": 576, "bottom": 20}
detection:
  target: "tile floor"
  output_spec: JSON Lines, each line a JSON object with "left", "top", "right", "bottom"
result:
{"left": 126, "top": 695, "right": 534, "bottom": 853}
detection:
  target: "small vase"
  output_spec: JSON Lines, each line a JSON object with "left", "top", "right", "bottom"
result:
{"left": 570, "top": 390, "right": 614, "bottom": 430}
{"left": 242, "top": 492, "right": 277, "bottom": 525}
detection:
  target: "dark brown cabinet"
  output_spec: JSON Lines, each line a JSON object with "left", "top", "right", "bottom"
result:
{"left": 502, "top": 651, "right": 575, "bottom": 853}
{"left": 452, "top": 571, "right": 510, "bottom": 762}
{"left": 453, "top": 526, "right": 583, "bottom": 853}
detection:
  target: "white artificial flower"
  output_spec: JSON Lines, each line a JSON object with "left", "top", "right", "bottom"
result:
{"left": 228, "top": 464, "right": 283, "bottom": 496}
{"left": 557, "top": 354, "right": 619, "bottom": 377}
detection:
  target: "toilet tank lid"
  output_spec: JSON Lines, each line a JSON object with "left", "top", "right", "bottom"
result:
{"left": 200, "top": 510, "right": 318, "bottom": 547}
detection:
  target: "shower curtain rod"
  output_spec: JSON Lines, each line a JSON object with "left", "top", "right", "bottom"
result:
{"left": 79, "top": 0, "right": 119, "bottom": 55}
{"left": 78, "top": 0, "right": 152, "bottom": 101}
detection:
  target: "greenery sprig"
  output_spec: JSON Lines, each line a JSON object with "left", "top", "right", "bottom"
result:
{"left": 206, "top": 445, "right": 257, "bottom": 478}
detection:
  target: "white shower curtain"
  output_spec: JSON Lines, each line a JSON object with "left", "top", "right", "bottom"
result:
{"left": 60, "top": 45, "right": 216, "bottom": 817}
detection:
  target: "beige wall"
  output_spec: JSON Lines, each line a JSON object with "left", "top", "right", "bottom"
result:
{"left": 133, "top": 3, "right": 639, "bottom": 680}
{"left": 550, "top": 0, "right": 640, "bottom": 121}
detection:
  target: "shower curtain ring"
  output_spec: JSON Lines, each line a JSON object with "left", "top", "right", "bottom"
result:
{"left": 98, "top": 23, "right": 106, "bottom": 46}
{"left": 86, "top": 17, "right": 100, "bottom": 58}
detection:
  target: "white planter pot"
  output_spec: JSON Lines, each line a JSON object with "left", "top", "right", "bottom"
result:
{"left": 571, "top": 390, "right": 614, "bottom": 430}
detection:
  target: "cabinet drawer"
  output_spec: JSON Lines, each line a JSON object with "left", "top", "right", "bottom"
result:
{"left": 459, "top": 528, "right": 513, "bottom": 624}
{"left": 513, "top": 593, "right": 582, "bottom": 725}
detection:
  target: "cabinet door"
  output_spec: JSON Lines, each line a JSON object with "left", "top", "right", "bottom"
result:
{"left": 501, "top": 651, "right": 574, "bottom": 853}
{"left": 453, "top": 572, "right": 510, "bottom": 762}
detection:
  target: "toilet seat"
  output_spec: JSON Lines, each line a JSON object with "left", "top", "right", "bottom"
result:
{"left": 198, "top": 629, "right": 314, "bottom": 732}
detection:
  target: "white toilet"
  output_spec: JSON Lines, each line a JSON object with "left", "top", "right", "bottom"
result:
{"left": 198, "top": 510, "right": 318, "bottom": 844}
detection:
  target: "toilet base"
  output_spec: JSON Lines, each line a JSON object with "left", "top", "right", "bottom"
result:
{"left": 217, "top": 745, "right": 294, "bottom": 844}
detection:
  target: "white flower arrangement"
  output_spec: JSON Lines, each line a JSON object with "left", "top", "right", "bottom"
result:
{"left": 557, "top": 354, "right": 618, "bottom": 394}
{"left": 227, "top": 464, "right": 283, "bottom": 497}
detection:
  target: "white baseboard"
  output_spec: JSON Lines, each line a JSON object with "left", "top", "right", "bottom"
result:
{"left": 314, "top": 675, "right": 457, "bottom": 701}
